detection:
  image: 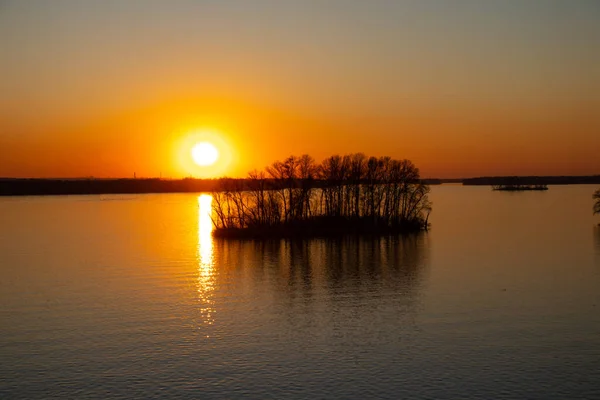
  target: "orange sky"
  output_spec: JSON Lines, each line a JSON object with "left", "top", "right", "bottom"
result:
{"left": 1, "top": 1, "right": 599, "bottom": 179}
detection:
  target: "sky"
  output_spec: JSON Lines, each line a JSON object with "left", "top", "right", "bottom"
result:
{"left": 1, "top": 0, "right": 599, "bottom": 178}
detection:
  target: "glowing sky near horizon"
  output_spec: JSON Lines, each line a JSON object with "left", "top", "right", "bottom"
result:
{"left": 1, "top": 0, "right": 599, "bottom": 178}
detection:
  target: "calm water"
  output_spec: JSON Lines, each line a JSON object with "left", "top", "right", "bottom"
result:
{"left": 1, "top": 185, "right": 599, "bottom": 399}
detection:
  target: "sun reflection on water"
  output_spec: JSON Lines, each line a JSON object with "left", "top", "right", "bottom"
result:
{"left": 197, "top": 194, "right": 215, "bottom": 327}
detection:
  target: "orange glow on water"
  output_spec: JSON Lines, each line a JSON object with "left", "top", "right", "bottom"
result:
{"left": 197, "top": 194, "right": 215, "bottom": 327}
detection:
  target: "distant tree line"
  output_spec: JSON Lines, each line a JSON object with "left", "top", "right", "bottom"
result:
{"left": 211, "top": 153, "right": 431, "bottom": 238}
{"left": 0, "top": 178, "right": 223, "bottom": 196}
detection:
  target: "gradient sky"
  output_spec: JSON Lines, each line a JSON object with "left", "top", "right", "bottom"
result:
{"left": 1, "top": 0, "right": 599, "bottom": 178}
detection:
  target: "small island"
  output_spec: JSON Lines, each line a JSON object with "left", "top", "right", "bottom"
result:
{"left": 492, "top": 184, "right": 548, "bottom": 191}
{"left": 211, "top": 153, "right": 431, "bottom": 239}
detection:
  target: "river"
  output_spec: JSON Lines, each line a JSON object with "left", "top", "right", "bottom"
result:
{"left": 1, "top": 185, "right": 599, "bottom": 399}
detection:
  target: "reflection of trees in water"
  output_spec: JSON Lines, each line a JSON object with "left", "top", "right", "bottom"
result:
{"left": 319, "top": 235, "right": 429, "bottom": 303}
{"left": 282, "top": 240, "right": 314, "bottom": 304}
{"left": 212, "top": 234, "right": 429, "bottom": 308}
{"left": 211, "top": 235, "right": 430, "bottom": 349}
{"left": 595, "top": 227, "right": 600, "bottom": 259}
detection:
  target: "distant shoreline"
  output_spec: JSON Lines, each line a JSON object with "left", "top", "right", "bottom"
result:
{"left": 1, "top": 175, "right": 599, "bottom": 196}
{"left": 462, "top": 176, "right": 600, "bottom": 186}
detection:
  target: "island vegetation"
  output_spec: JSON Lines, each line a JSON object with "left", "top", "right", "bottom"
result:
{"left": 492, "top": 184, "right": 548, "bottom": 191}
{"left": 210, "top": 153, "right": 431, "bottom": 238}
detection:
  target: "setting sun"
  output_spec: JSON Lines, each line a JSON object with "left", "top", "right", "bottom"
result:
{"left": 175, "top": 129, "right": 234, "bottom": 178}
{"left": 191, "top": 142, "right": 219, "bottom": 166}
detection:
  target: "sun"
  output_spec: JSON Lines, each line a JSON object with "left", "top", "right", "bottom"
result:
{"left": 177, "top": 128, "right": 232, "bottom": 177}
{"left": 191, "top": 142, "right": 219, "bottom": 166}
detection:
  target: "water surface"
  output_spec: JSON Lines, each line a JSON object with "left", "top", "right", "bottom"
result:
{"left": 1, "top": 186, "right": 599, "bottom": 399}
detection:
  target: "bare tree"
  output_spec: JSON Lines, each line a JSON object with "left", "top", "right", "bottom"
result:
{"left": 297, "top": 154, "right": 317, "bottom": 218}
{"left": 212, "top": 153, "right": 431, "bottom": 236}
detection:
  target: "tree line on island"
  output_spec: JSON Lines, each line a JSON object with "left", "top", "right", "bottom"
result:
{"left": 211, "top": 153, "right": 431, "bottom": 238}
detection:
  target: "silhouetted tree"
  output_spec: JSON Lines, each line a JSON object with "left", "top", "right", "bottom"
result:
{"left": 211, "top": 153, "right": 431, "bottom": 237}
{"left": 594, "top": 189, "right": 600, "bottom": 215}
{"left": 297, "top": 154, "right": 317, "bottom": 218}
{"left": 319, "top": 154, "right": 346, "bottom": 217}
